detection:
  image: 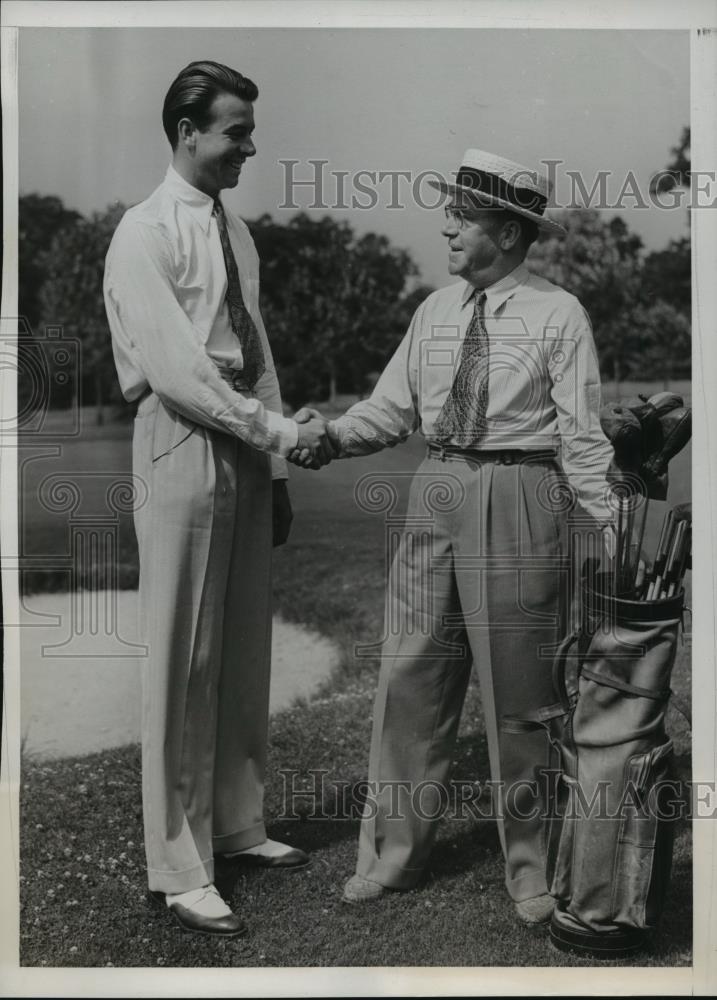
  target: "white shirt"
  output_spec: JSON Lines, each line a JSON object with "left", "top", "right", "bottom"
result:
{"left": 103, "top": 165, "right": 298, "bottom": 477}
{"left": 330, "top": 263, "right": 615, "bottom": 525}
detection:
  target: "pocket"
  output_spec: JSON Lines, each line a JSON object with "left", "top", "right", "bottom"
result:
{"left": 150, "top": 401, "right": 197, "bottom": 462}
{"left": 611, "top": 740, "right": 675, "bottom": 929}
{"left": 134, "top": 390, "right": 159, "bottom": 421}
{"left": 547, "top": 742, "right": 579, "bottom": 902}
{"left": 500, "top": 709, "right": 568, "bottom": 896}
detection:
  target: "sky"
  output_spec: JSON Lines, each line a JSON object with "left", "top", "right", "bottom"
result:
{"left": 18, "top": 26, "right": 690, "bottom": 287}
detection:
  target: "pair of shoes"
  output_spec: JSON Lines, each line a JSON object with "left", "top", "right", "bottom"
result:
{"left": 514, "top": 893, "right": 555, "bottom": 925}
{"left": 219, "top": 838, "right": 310, "bottom": 870}
{"left": 342, "top": 874, "right": 387, "bottom": 904}
{"left": 148, "top": 884, "right": 247, "bottom": 938}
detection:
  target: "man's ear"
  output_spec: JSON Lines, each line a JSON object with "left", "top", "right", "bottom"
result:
{"left": 177, "top": 117, "right": 196, "bottom": 151}
{"left": 500, "top": 220, "right": 521, "bottom": 251}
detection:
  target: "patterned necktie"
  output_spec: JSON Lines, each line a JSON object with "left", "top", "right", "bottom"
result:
{"left": 433, "top": 291, "right": 489, "bottom": 447}
{"left": 213, "top": 198, "right": 266, "bottom": 389}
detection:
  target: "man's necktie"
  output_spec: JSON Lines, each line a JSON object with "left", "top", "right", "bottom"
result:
{"left": 213, "top": 198, "right": 266, "bottom": 390}
{"left": 433, "top": 291, "right": 490, "bottom": 448}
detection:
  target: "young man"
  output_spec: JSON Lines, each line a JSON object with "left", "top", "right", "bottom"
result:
{"left": 104, "top": 61, "right": 331, "bottom": 938}
{"left": 292, "top": 149, "right": 615, "bottom": 923}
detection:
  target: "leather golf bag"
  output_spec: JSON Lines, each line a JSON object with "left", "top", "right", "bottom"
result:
{"left": 546, "top": 573, "right": 683, "bottom": 958}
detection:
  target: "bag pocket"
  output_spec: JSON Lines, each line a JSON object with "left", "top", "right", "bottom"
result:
{"left": 547, "top": 741, "right": 579, "bottom": 902}
{"left": 611, "top": 739, "right": 675, "bottom": 929}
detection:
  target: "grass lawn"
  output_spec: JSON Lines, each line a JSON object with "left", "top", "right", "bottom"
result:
{"left": 17, "top": 388, "right": 693, "bottom": 968}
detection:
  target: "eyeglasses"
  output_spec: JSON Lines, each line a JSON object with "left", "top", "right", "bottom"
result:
{"left": 443, "top": 205, "right": 481, "bottom": 230}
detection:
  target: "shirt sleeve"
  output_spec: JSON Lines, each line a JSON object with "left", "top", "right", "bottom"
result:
{"left": 253, "top": 318, "right": 290, "bottom": 480}
{"left": 329, "top": 308, "right": 420, "bottom": 457}
{"left": 236, "top": 220, "right": 290, "bottom": 480}
{"left": 103, "top": 217, "right": 298, "bottom": 458}
{"left": 549, "top": 300, "right": 615, "bottom": 526}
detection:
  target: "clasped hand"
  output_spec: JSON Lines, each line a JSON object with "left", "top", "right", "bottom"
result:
{"left": 289, "top": 407, "right": 337, "bottom": 469}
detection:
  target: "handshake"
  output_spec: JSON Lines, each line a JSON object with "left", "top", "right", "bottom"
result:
{"left": 289, "top": 407, "right": 338, "bottom": 469}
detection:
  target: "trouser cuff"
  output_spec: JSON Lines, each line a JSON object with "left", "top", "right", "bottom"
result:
{"left": 356, "top": 854, "right": 423, "bottom": 890}
{"left": 147, "top": 857, "right": 214, "bottom": 895}
{"left": 212, "top": 821, "right": 267, "bottom": 855}
{"left": 506, "top": 868, "right": 549, "bottom": 902}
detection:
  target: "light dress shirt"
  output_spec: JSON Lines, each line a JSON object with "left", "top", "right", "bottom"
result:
{"left": 330, "top": 262, "right": 615, "bottom": 525}
{"left": 104, "top": 165, "right": 298, "bottom": 478}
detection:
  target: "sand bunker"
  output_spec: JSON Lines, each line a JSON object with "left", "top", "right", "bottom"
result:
{"left": 16, "top": 590, "right": 339, "bottom": 760}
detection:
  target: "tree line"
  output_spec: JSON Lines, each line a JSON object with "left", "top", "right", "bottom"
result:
{"left": 17, "top": 131, "right": 690, "bottom": 423}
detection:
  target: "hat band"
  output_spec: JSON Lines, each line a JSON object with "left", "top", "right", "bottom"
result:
{"left": 455, "top": 167, "right": 547, "bottom": 215}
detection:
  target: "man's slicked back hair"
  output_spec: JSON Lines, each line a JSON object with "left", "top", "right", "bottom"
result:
{"left": 162, "top": 60, "right": 258, "bottom": 149}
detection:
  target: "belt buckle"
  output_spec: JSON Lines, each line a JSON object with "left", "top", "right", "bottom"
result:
{"left": 502, "top": 451, "right": 515, "bottom": 466}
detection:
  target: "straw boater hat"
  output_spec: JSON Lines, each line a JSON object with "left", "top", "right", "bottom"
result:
{"left": 430, "top": 148, "right": 566, "bottom": 235}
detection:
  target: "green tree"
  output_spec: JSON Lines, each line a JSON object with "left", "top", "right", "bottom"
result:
{"left": 632, "top": 299, "right": 691, "bottom": 386}
{"left": 39, "top": 204, "right": 127, "bottom": 424}
{"left": 18, "top": 196, "right": 84, "bottom": 417}
{"left": 649, "top": 126, "right": 690, "bottom": 196}
{"left": 642, "top": 238, "right": 690, "bottom": 316}
{"left": 19, "top": 194, "right": 82, "bottom": 331}
{"left": 644, "top": 125, "right": 691, "bottom": 321}
{"left": 528, "top": 209, "right": 644, "bottom": 384}
{"left": 249, "top": 213, "right": 426, "bottom": 407}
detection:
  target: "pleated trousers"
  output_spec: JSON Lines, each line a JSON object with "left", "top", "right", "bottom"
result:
{"left": 132, "top": 393, "right": 273, "bottom": 894}
{"left": 355, "top": 451, "right": 569, "bottom": 902}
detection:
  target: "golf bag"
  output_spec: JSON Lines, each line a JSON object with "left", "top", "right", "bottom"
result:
{"left": 546, "top": 573, "right": 684, "bottom": 958}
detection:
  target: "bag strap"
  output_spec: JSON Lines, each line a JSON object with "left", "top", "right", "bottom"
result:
{"left": 501, "top": 702, "right": 567, "bottom": 751}
{"left": 580, "top": 666, "right": 671, "bottom": 701}
{"left": 552, "top": 628, "right": 582, "bottom": 713}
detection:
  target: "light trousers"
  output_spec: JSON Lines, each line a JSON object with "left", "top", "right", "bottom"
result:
{"left": 356, "top": 452, "right": 569, "bottom": 902}
{"left": 133, "top": 394, "right": 273, "bottom": 894}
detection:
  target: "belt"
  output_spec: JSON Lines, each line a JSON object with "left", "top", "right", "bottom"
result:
{"left": 216, "top": 365, "right": 254, "bottom": 395}
{"left": 426, "top": 443, "right": 557, "bottom": 465}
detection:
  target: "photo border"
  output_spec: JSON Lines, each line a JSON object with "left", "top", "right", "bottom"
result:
{"left": 1, "top": 2, "right": 715, "bottom": 996}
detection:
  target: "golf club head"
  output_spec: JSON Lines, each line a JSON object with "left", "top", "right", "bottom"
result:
{"left": 620, "top": 392, "right": 684, "bottom": 445}
{"left": 600, "top": 403, "right": 643, "bottom": 470}
{"left": 672, "top": 501, "right": 692, "bottom": 524}
{"left": 642, "top": 407, "right": 692, "bottom": 478}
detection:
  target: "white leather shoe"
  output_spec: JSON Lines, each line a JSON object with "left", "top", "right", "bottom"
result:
{"left": 220, "top": 838, "right": 310, "bottom": 869}
{"left": 149, "top": 884, "right": 247, "bottom": 938}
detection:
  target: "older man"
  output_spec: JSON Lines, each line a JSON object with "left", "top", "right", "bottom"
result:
{"left": 104, "top": 61, "right": 330, "bottom": 938}
{"left": 293, "top": 149, "right": 614, "bottom": 923}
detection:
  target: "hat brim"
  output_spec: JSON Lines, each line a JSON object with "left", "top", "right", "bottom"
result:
{"left": 429, "top": 179, "right": 566, "bottom": 235}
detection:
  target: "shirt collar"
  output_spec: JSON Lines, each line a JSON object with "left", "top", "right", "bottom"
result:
{"left": 461, "top": 261, "right": 530, "bottom": 314}
{"left": 163, "top": 164, "right": 216, "bottom": 233}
